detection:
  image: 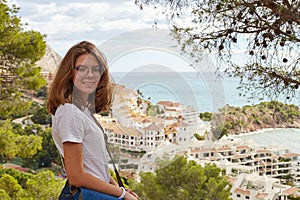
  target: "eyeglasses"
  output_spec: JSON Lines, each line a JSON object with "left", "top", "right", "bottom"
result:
{"left": 74, "top": 65, "right": 104, "bottom": 76}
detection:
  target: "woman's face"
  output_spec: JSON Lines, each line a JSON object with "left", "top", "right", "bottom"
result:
{"left": 73, "top": 53, "right": 102, "bottom": 100}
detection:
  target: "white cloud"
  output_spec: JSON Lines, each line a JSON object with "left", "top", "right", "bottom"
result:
{"left": 9, "top": 0, "right": 164, "bottom": 56}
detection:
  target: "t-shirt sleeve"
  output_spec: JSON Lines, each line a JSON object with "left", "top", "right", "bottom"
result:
{"left": 55, "top": 104, "right": 85, "bottom": 144}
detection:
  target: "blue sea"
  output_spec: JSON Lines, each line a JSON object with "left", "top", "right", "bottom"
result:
{"left": 111, "top": 71, "right": 300, "bottom": 153}
{"left": 111, "top": 72, "right": 299, "bottom": 112}
{"left": 233, "top": 128, "right": 300, "bottom": 154}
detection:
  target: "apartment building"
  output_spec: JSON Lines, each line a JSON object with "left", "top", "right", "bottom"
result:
{"left": 143, "top": 123, "right": 165, "bottom": 151}
{"left": 229, "top": 173, "right": 300, "bottom": 200}
{"left": 188, "top": 136, "right": 300, "bottom": 186}
{"left": 101, "top": 120, "right": 144, "bottom": 151}
{"left": 157, "top": 100, "right": 199, "bottom": 125}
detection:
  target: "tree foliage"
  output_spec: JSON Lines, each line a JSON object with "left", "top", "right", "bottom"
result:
{"left": 133, "top": 156, "right": 232, "bottom": 200}
{"left": 0, "top": 174, "right": 22, "bottom": 199}
{"left": 0, "top": 1, "right": 46, "bottom": 119}
{"left": 23, "top": 127, "right": 60, "bottom": 169}
{"left": 0, "top": 189, "right": 10, "bottom": 200}
{"left": 199, "top": 111, "right": 213, "bottom": 121}
{"left": 0, "top": 120, "right": 42, "bottom": 160}
{"left": 0, "top": 167, "right": 64, "bottom": 200}
{"left": 24, "top": 170, "right": 64, "bottom": 200}
{"left": 212, "top": 101, "right": 300, "bottom": 135}
{"left": 30, "top": 104, "right": 52, "bottom": 125}
{"left": 135, "top": 0, "right": 300, "bottom": 101}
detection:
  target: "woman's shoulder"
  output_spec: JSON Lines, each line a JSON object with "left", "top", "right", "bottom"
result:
{"left": 56, "top": 103, "right": 82, "bottom": 116}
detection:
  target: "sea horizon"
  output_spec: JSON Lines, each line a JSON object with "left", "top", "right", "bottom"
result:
{"left": 111, "top": 71, "right": 300, "bottom": 153}
{"left": 111, "top": 71, "right": 300, "bottom": 112}
{"left": 232, "top": 128, "right": 300, "bottom": 154}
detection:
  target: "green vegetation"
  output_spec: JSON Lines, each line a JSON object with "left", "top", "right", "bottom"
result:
{"left": 289, "top": 195, "right": 300, "bottom": 200}
{"left": 199, "top": 111, "right": 213, "bottom": 121}
{"left": 0, "top": 2, "right": 65, "bottom": 199}
{"left": 133, "top": 156, "right": 232, "bottom": 200}
{"left": 30, "top": 104, "right": 51, "bottom": 125}
{"left": 120, "top": 148, "right": 146, "bottom": 158}
{"left": 0, "top": 167, "right": 64, "bottom": 200}
{"left": 211, "top": 101, "right": 300, "bottom": 135}
{"left": 194, "top": 133, "right": 205, "bottom": 140}
{"left": 35, "top": 86, "right": 48, "bottom": 99}
{"left": 1, "top": 1, "right": 300, "bottom": 199}
{"left": 146, "top": 104, "right": 164, "bottom": 116}
{"left": 0, "top": 120, "right": 42, "bottom": 160}
{"left": 22, "top": 127, "right": 60, "bottom": 169}
{"left": 0, "top": 1, "right": 46, "bottom": 120}
{"left": 211, "top": 123, "right": 230, "bottom": 140}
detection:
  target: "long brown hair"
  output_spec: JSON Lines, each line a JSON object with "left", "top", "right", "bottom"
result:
{"left": 46, "top": 41, "right": 113, "bottom": 115}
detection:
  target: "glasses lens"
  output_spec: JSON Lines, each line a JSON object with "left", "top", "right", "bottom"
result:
{"left": 75, "top": 65, "right": 103, "bottom": 76}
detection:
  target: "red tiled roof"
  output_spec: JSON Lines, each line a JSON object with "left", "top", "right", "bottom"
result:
{"left": 236, "top": 145, "right": 251, "bottom": 150}
{"left": 234, "top": 188, "right": 250, "bottom": 195}
{"left": 283, "top": 187, "right": 298, "bottom": 195}
{"left": 217, "top": 147, "right": 232, "bottom": 151}
{"left": 172, "top": 120, "right": 189, "bottom": 127}
{"left": 256, "top": 149, "right": 272, "bottom": 153}
{"left": 144, "top": 124, "right": 163, "bottom": 131}
{"left": 102, "top": 122, "right": 142, "bottom": 136}
{"left": 3, "top": 164, "right": 29, "bottom": 172}
{"left": 255, "top": 193, "right": 268, "bottom": 199}
{"left": 281, "top": 153, "right": 300, "bottom": 157}
{"left": 157, "top": 101, "right": 181, "bottom": 107}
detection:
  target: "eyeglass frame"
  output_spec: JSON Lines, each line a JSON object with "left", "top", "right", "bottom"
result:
{"left": 74, "top": 65, "right": 104, "bottom": 76}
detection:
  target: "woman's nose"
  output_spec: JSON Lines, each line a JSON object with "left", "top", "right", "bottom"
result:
{"left": 86, "top": 69, "right": 94, "bottom": 77}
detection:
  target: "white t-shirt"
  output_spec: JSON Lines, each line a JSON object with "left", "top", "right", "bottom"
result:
{"left": 52, "top": 103, "right": 110, "bottom": 182}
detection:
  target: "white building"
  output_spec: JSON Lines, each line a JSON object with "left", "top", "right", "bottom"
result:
{"left": 188, "top": 136, "right": 300, "bottom": 187}
{"left": 172, "top": 117, "right": 195, "bottom": 146}
{"left": 230, "top": 173, "right": 300, "bottom": 200}
{"left": 101, "top": 121, "right": 143, "bottom": 151}
{"left": 157, "top": 100, "right": 199, "bottom": 125}
{"left": 143, "top": 123, "right": 165, "bottom": 151}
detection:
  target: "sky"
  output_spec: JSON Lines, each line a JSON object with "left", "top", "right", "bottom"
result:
{"left": 12, "top": 0, "right": 160, "bottom": 55}
{"left": 8, "top": 0, "right": 227, "bottom": 110}
{"left": 9, "top": 0, "right": 206, "bottom": 72}
{"left": 6, "top": 1, "right": 298, "bottom": 110}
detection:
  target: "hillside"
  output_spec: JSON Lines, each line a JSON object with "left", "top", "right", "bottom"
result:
{"left": 36, "top": 43, "right": 61, "bottom": 73}
{"left": 211, "top": 101, "right": 300, "bottom": 135}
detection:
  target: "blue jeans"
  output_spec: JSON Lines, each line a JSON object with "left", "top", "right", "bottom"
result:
{"left": 59, "top": 181, "right": 122, "bottom": 200}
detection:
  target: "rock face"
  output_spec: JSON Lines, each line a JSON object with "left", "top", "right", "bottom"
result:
{"left": 36, "top": 43, "right": 62, "bottom": 74}
{"left": 211, "top": 102, "right": 300, "bottom": 135}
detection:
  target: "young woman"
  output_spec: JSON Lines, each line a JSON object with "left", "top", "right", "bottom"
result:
{"left": 47, "top": 41, "right": 138, "bottom": 200}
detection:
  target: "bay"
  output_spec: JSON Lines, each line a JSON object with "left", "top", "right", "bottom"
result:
{"left": 112, "top": 71, "right": 252, "bottom": 112}
{"left": 233, "top": 128, "right": 300, "bottom": 154}
{"left": 111, "top": 71, "right": 300, "bottom": 153}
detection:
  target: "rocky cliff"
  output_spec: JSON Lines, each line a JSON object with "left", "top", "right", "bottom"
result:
{"left": 36, "top": 43, "right": 61, "bottom": 73}
{"left": 211, "top": 101, "right": 300, "bottom": 135}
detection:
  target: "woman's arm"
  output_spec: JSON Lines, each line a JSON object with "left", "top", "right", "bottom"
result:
{"left": 110, "top": 176, "right": 119, "bottom": 186}
{"left": 63, "top": 142, "right": 137, "bottom": 199}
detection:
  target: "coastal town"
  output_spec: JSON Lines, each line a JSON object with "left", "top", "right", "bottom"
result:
{"left": 3, "top": 48, "right": 300, "bottom": 200}
{"left": 94, "top": 82, "right": 300, "bottom": 200}
{"left": 2, "top": 1, "right": 300, "bottom": 199}
{"left": 34, "top": 44, "right": 300, "bottom": 199}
